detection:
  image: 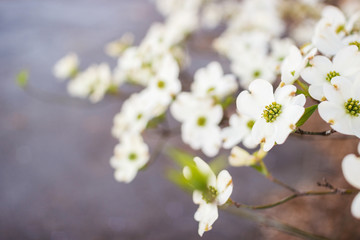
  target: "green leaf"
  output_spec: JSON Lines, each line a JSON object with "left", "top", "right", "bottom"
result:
{"left": 16, "top": 70, "right": 29, "bottom": 88}
{"left": 166, "top": 148, "right": 208, "bottom": 192}
{"left": 146, "top": 113, "right": 166, "bottom": 129}
{"left": 296, "top": 104, "right": 318, "bottom": 127}
{"left": 220, "top": 96, "right": 235, "bottom": 109}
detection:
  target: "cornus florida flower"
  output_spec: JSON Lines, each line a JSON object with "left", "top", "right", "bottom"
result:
{"left": 280, "top": 45, "right": 317, "bottom": 85}
{"left": 221, "top": 113, "right": 258, "bottom": 149}
{"left": 148, "top": 53, "right": 181, "bottom": 105}
{"left": 112, "top": 89, "right": 167, "bottom": 139}
{"left": 342, "top": 142, "right": 360, "bottom": 219}
{"left": 318, "top": 77, "right": 360, "bottom": 137}
{"left": 183, "top": 157, "right": 233, "bottom": 237}
{"left": 232, "top": 50, "right": 277, "bottom": 89}
{"left": 229, "top": 146, "right": 258, "bottom": 167}
{"left": 170, "top": 93, "right": 223, "bottom": 157}
{"left": 67, "top": 63, "right": 114, "bottom": 103}
{"left": 301, "top": 45, "right": 360, "bottom": 101}
{"left": 237, "top": 79, "right": 306, "bottom": 151}
{"left": 110, "top": 134, "right": 149, "bottom": 183}
{"left": 53, "top": 53, "right": 79, "bottom": 80}
{"left": 191, "top": 62, "right": 237, "bottom": 100}
{"left": 105, "top": 33, "right": 134, "bottom": 58}
{"left": 312, "top": 6, "right": 360, "bottom": 56}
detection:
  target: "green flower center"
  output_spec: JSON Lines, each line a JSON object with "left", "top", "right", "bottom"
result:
{"left": 326, "top": 71, "right": 340, "bottom": 82}
{"left": 253, "top": 70, "right": 261, "bottom": 78}
{"left": 157, "top": 80, "right": 165, "bottom": 89}
{"left": 345, "top": 98, "right": 360, "bottom": 117}
{"left": 247, "top": 120, "right": 255, "bottom": 129}
{"left": 262, "top": 102, "right": 282, "bottom": 123}
{"left": 197, "top": 116, "right": 207, "bottom": 127}
{"left": 207, "top": 87, "right": 215, "bottom": 93}
{"left": 202, "top": 186, "right": 218, "bottom": 203}
{"left": 128, "top": 152, "right": 138, "bottom": 161}
{"left": 349, "top": 41, "right": 360, "bottom": 51}
{"left": 137, "top": 113, "right": 143, "bottom": 120}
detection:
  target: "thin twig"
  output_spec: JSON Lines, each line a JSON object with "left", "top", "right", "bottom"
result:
{"left": 229, "top": 187, "right": 355, "bottom": 210}
{"left": 294, "top": 128, "right": 336, "bottom": 136}
{"left": 267, "top": 175, "right": 299, "bottom": 193}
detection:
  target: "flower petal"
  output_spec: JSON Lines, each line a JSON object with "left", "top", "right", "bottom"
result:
{"left": 216, "top": 170, "right": 233, "bottom": 205}
{"left": 351, "top": 193, "right": 360, "bottom": 219}
{"left": 342, "top": 154, "right": 360, "bottom": 189}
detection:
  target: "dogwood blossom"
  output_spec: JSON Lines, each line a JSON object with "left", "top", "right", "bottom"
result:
{"left": 318, "top": 77, "right": 360, "bottom": 137}
{"left": 312, "top": 6, "right": 360, "bottom": 56}
{"left": 110, "top": 134, "right": 149, "bottom": 183}
{"left": 53, "top": 53, "right": 79, "bottom": 80}
{"left": 112, "top": 89, "right": 167, "bottom": 139}
{"left": 148, "top": 53, "right": 181, "bottom": 105}
{"left": 237, "top": 79, "right": 306, "bottom": 151}
{"left": 281, "top": 45, "right": 317, "bottom": 85}
{"left": 342, "top": 142, "right": 360, "bottom": 218}
{"left": 170, "top": 93, "right": 223, "bottom": 157}
{"left": 67, "top": 63, "right": 114, "bottom": 103}
{"left": 301, "top": 45, "right": 360, "bottom": 101}
{"left": 191, "top": 62, "right": 237, "bottom": 100}
{"left": 183, "top": 157, "right": 233, "bottom": 236}
{"left": 221, "top": 113, "right": 258, "bottom": 149}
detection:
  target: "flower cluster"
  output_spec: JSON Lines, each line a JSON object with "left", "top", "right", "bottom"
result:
{"left": 52, "top": 0, "right": 360, "bottom": 237}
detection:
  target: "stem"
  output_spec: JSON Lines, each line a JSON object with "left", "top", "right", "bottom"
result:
{"left": 267, "top": 175, "right": 299, "bottom": 193}
{"left": 294, "top": 128, "right": 336, "bottom": 136}
{"left": 296, "top": 79, "right": 309, "bottom": 92}
{"left": 222, "top": 205, "right": 332, "bottom": 240}
{"left": 229, "top": 188, "right": 355, "bottom": 210}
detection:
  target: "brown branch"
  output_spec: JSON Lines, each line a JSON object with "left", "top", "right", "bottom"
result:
{"left": 294, "top": 128, "right": 336, "bottom": 136}
{"left": 229, "top": 187, "right": 355, "bottom": 210}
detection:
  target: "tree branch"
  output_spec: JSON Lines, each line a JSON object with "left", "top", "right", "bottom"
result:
{"left": 294, "top": 128, "right": 336, "bottom": 136}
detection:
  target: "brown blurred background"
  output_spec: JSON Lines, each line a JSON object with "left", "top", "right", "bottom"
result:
{"left": 1, "top": 0, "right": 360, "bottom": 239}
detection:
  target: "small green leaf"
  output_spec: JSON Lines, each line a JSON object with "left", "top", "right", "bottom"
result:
{"left": 220, "top": 96, "right": 235, "bottom": 109}
{"left": 296, "top": 104, "right": 318, "bottom": 127}
{"left": 106, "top": 84, "right": 118, "bottom": 95}
{"left": 16, "top": 70, "right": 29, "bottom": 88}
{"left": 166, "top": 148, "right": 208, "bottom": 192}
{"left": 146, "top": 113, "right": 166, "bottom": 129}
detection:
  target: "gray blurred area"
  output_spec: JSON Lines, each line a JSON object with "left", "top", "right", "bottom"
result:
{"left": 1, "top": 0, "right": 360, "bottom": 239}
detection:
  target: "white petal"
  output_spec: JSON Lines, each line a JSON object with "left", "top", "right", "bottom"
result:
{"left": 195, "top": 203, "right": 218, "bottom": 236}
{"left": 275, "top": 105, "right": 304, "bottom": 144}
{"left": 216, "top": 170, "right": 233, "bottom": 205}
{"left": 229, "top": 146, "right": 256, "bottom": 167}
{"left": 342, "top": 154, "right": 360, "bottom": 189}
{"left": 318, "top": 101, "right": 351, "bottom": 134}
{"left": 274, "top": 84, "right": 297, "bottom": 105}
{"left": 351, "top": 193, "right": 360, "bottom": 219}
{"left": 193, "top": 190, "right": 205, "bottom": 205}
{"left": 194, "top": 157, "right": 217, "bottom": 187}
{"left": 251, "top": 118, "right": 275, "bottom": 147}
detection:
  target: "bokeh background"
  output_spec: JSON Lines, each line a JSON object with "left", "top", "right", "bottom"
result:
{"left": 1, "top": 0, "right": 360, "bottom": 239}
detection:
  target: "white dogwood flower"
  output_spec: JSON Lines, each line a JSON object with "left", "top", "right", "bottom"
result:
{"left": 110, "top": 134, "right": 149, "bottom": 183}
{"left": 171, "top": 93, "right": 223, "bottom": 157}
{"left": 221, "top": 113, "right": 258, "bottom": 149}
{"left": 318, "top": 77, "right": 360, "bottom": 137}
{"left": 301, "top": 45, "right": 360, "bottom": 101}
{"left": 67, "top": 63, "right": 114, "bottom": 103}
{"left": 183, "top": 157, "right": 233, "bottom": 237}
{"left": 342, "top": 142, "right": 360, "bottom": 218}
{"left": 53, "top": 53, "right": 79, "bottom": 80}
{"left": 237, "top": 79, "right": 305, "bottom": 151}
{"left": 281, "top": 45, "right": 317, "bottom": 85}
{"left": 148, "top": 53, "right": 181, "bottom": 105}
{"left": 112, "top": 89, "right": 167, "bottom": 138}
{"left": 191, "top": 62, "right": 237, "bottom": 100}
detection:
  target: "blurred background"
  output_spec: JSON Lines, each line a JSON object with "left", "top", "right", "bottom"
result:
{"left": 1, "top": 0, "right": 360, "bottom": 239}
